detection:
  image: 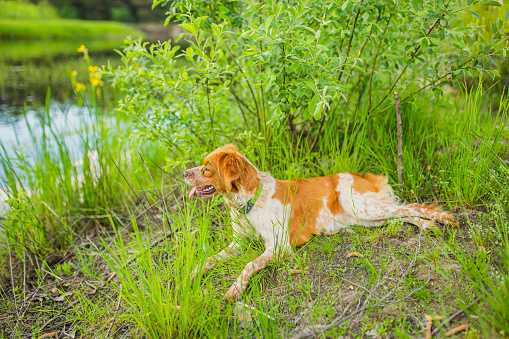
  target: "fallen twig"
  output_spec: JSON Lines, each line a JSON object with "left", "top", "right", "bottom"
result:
{"left": 430, "top": 297, "right": 480, "bottom": 337}
{"left": 40, "top": 268, "right": 63, "bottom": 281}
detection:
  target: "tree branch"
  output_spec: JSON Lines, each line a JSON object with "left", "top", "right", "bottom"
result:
{"left": 310, "top": 5, "right": 362, "bottom": 152}
{"left": 369, "top": 6, "right": 448, "bottom": 114}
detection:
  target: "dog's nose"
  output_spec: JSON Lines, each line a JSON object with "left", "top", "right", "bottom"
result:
{"left": 183, "top": 170, "right": 189, "bottom": 178}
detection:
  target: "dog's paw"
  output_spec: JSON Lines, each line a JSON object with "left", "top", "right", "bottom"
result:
{"left": 224, "top": 283, "right": 242, "bottom": 302}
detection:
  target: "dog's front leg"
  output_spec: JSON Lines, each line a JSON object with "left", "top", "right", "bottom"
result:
{"left": 190, "top": 240, "right": 241, "bottom": 283}
{"left": 224, "top": 248, "right": 275, "bottom": 302}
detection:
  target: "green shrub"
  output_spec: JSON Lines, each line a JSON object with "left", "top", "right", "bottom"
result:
{"left": 110, "top": 0, "right": 508, "bottom": 166}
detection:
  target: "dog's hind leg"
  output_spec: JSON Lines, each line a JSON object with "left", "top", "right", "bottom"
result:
{"left": 339, "top": 193, "right": 456, "bottom": 228}
{"left": 394, "top": 203, "right": 457, "bottom": 226}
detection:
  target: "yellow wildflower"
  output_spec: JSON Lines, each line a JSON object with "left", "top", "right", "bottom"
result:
{"left": 77, "top": 45, "right": 89, "bottom": 60}
{"left": 90, "top": 78, "right": 104, "bottom": 87}
{"left": 87, "top": 64, "right": 104, "bottom": 86}
{"left": 71, "top": 70, "right": 78, "bottom": 77}
{"left": 75, "top": 82, "right": 86, "bottom": 92}
{"left": 140, "top": 69, "right": 146, "bottom": 75}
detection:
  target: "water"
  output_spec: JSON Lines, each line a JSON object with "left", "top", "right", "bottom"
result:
{"left": 0, "top": 100, "right": 98, "bottom": 177}
{"left": 0, "top": 42, "right": 120, "bottom": 214}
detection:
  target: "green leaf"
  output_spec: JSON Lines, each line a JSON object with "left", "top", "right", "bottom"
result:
{"left": 313, "top": 101, "right": 323, "bottom": 120}
{"left": 465, "top": 10, "right": 480, "bottom": 19}
{"left": 302, "top": 26, "right": 316, "bottom": 35}
{"left": 308, "top": 95, "right": 319, "bottom": 116}
{"left": 179, "top": 23, "right": 195, "bottom": 35}
{"left": 265, "top": 15, "right": 274, "bottom": 33}
{"left": 211, "top": 23, "right": 221, "bottom": 37}
{"left": 411, "top": 0, "right": 420, "bottom": 11}
{"left": 421, "top": 38, "right": 429, "bottom": 49}
{"left": 195, "top": 16, "right": 209, "bottom": 23}
{"left": 481, "top": 1, "right": 502, "bottom": 6}
{"left": 152, "top": 0, "right": 161, "bottom": 9}
{"left": 504, "top": 9, "right": 509, "bottom": 22}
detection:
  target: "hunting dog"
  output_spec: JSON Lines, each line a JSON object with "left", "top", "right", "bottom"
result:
{"left": 184, "top": 145, "right": 456, "bottom": 301}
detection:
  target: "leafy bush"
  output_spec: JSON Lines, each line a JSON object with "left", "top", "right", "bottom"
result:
{"left": 110, "top": 0, "right": 508, "bottom": 164}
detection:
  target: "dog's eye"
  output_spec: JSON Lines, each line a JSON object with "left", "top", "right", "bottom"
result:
{"left": 204, "top": 168, "right": 210, "bottom": 173}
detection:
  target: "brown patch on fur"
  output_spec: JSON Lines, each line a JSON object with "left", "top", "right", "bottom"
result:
{"left": 273, "top": 175, "right": 343, "bottom": 247}
{"left": 350, "top": 172, "right": 388, "bottom": 193}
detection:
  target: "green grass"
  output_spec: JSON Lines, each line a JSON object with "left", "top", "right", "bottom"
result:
{"left": 0, "top": 19, "right": 144, "bottom": 41}
{"left": 0, "top": 80, "right": 508, "bottom": 337}
{"left": 0, "top": 0, "right": 60, "bottom": 20}
{"left": 0, "top": 40, "right": 128, "bottom": 61}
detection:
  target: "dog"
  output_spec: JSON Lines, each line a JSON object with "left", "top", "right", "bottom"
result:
{"left": 184, "top": 145, "right": 456, "bottom": 301}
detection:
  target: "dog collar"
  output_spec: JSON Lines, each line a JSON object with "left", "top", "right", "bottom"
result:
{"left": 238, "top": 181, "right": 264, "bottom": 215}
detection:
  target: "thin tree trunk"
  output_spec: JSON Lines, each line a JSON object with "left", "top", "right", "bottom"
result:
{"left": 395, "top": 92, "right": 403, "bottom": 185}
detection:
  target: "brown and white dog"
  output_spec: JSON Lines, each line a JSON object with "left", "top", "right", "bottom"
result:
{"left": 184, "top": 145, "right": 456, "bottom": 301}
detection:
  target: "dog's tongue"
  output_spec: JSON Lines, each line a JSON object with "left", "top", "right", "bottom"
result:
{"left": 188, "top": 187, "right": 197, "bottom": 199}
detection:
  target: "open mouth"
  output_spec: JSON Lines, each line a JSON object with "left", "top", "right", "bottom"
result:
{"left": 188, "top": 185, "right": 216, "bottom": 198}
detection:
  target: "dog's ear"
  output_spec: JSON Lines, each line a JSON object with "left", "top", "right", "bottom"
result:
{"left": 217, "top": 152, "right": 242, "bottom": 192}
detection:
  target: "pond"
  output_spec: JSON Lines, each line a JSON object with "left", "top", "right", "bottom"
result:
{"left": 0, "top": 38, "right": 124, "bottom": 183}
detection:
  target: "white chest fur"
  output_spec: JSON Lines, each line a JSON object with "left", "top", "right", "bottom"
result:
{"left": 227, "top": 174, "right": 293, "bottom": 253}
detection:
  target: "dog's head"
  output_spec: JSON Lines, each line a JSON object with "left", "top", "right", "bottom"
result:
{"left": 184, "top": 145, "right": 259, "bottom": 199}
